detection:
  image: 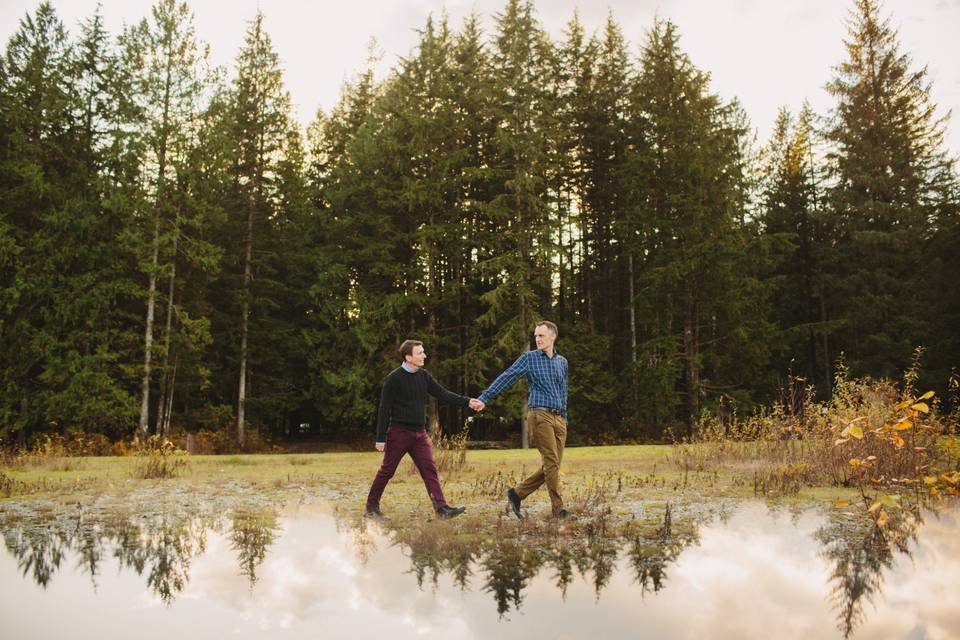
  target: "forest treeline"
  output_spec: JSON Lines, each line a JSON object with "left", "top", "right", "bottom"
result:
{"left": 1, "top": 0, "right": 957, "bottom": 447}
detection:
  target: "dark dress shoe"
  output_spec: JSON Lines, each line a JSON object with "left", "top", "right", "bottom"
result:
{"left": 364, "top": 507, "right": 385, "bottom": 518}
{"left": 506, "top": 488, "right": 523, "bottom": 520}
{"left": 436, "top": 505, "right": 466, "bottom": 519}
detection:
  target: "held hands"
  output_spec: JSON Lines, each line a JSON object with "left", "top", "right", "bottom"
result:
{"left": 469, "top": 398, "right": 485, "bottom": 412}
{"left": 375, "top": 442, "right": 385, "bottom": 452}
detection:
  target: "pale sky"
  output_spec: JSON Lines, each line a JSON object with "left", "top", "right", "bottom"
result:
{"left": 2, "top": 0, "right": 959, "bottom": 155}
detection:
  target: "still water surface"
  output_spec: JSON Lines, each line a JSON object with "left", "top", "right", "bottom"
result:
{"left": 1, "top": 501, "right": 957, "bottom": 639}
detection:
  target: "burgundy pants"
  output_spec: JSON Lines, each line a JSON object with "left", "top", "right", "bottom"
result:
{"left": 366, "top": 426, "right": 447, "bottom": 511}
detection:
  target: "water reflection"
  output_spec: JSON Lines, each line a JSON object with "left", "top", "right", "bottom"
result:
{"left": 392, "top": 502, "right": 701, "bottom": 617}
{"left": 2, "top": 506, "right": 277, "bottom": 604}
{"left": 1, "top": 499, "right": 958, "bottom": 639}
{"left": 816, "top": 505, "right": 924, "bottom": 639}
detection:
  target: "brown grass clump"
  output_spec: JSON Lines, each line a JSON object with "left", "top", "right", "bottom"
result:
{"left": 131, "top": 435, "right": 189, "bottom": 479}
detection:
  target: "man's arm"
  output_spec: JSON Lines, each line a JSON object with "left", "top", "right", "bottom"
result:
{"left": 425, "top": 371, "right": 470, "bottom": 408}
{"left": 375, "top": 373, "right": 397, "bottom": 445}
{"left": 478, "top": 352, "right": 528, "bottom": 405}
{"left": 561, "top": 357, "right": 569, "bottom": 420}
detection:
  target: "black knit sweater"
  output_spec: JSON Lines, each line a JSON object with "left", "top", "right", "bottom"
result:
{"left": 375, "top": 366, "right": 470, "bottom": 442}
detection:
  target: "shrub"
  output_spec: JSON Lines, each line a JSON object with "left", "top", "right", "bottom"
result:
{"left": 670, "top": 352, "right": 957, "bottom": 499}
{"left": 131, "top": 435, "right": 189, "bottom": 479}
{"left": 435, "top": 427, "right": 470, "bottom": 474}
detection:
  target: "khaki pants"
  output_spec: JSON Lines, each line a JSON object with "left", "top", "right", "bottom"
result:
{"left": 516, "top": 409, "right": 567, "bottom": 514}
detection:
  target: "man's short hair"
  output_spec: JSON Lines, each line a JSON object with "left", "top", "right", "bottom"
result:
{"left": 399, "top": 340, "right": 423, "bottom": 359}
{"left": 536, "top": 320, "right": 558, "bottom": 337}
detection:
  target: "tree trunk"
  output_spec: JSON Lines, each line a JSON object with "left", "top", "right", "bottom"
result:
{"left": 138, "top": 216, "right": 160, "bottom": 438}
{"left": 683, "top": 310, "right": 700, "bottom": 436}
{"left": 156, "top": 226, "right": 178, "bottom": 434}
{"left": 237, "top": 194, "right": 254, "bottom": 449}
{"left": 162, "top": 355, "right": 177, "bottom": 438}
{"left": 820, "top": 293, "right": 832, "bottom": 397}
{"left": 137, "top": 40, "right": 174, "bottom": 438}
{"left": 628, "top": 252, "right": 638, "bottom": 403}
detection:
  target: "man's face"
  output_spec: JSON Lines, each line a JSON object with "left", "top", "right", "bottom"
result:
{"left": 406, "top": 345, "right": 427, "bottom": 368}
{"left": 534, "top": 326, "right": 556, "bottom": 352}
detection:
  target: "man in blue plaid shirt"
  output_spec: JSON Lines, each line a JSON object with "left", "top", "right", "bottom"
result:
{"left": 476, "top": 320, "right": 570, "bottom": 519}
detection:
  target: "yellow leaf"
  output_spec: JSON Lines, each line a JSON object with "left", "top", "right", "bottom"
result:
{"left": 880, "top": 494, "right": 901, "bottom": 507}
{"left": 923, "top": 476, "right": 938, "bottom": 485}
{"left": 868, "top": 499, "right": 882, "bottom": 513}
{"left": 876, "top": 508, "right": 889, "bottom": 528}
{"left": 840, "top": 423, "right": 864, "bottom": 439}
{"left": 833, "top": 500, "right": 849, "bottom": 508}
{"left": 890, "top": 420, "right": 913, "bottom": 431}
{"left": 918, "top": 391, "right": 935, "bottom": 400}
{"left": 891, "top": 435, "right": 905, "bottom": 448}
{"left": 848, "top": 458, "right": 861, "bottom": 468}
{"left": 893, "top": 399, "right": 912, "bottom": 411}
{"left": 911, "top": 402, "right": 930, "bottom": 413}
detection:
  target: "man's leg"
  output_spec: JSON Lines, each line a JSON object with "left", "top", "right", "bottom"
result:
{"left": 516, "top": 411, "right": 555, "bottom": 502}
{"left": 543, "top": 414, "right": 567, "bottom": 514}
{"left": 407, "top": 430, "right": 448, "bottom": 511}
{"left": 365, "top": 428, "right": 411, "bottom": 511}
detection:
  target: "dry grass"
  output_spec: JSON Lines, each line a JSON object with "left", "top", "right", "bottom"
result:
{"left": 670, "top": 354, "right": 959, "bottom": 502}
{"left": 131, "top": 435, "right": 190, "bottom": 479}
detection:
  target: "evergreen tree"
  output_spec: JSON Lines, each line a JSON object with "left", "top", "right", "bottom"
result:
{"left": 825, "top": 0, "right": 955, "bottom": 379}
{"left": 0, "top": 3, "right": 138, "bottom": 441}
{"left": 211, "top": 12, "right": 298, "bottom": 446}
{"left": 627, "top": 20, "right": 770, "bottom": 432}
{"left": 760, "top": 104, "right": 836, "bottom": 396}
{"left": 481, "top": 0, "right": 556, "bottom": 445}
{"left": 119, "top": 0, "right": 212, "bottom": 436}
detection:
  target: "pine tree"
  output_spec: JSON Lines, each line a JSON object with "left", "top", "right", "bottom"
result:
{"left": 761, "top": 104, "right": 836, "bottom": 395}
{"left": 627, "top": 20, "right": 769, "bottom": 432}
{"left": 825, "top": 0, "right": 955, "bottom": 378}
{"left": 119, "top": 0, "right": 211, "bottom": 437}
{"left": 481, "top": 0, "right": 556, "bottom": 446}
{"left": 0, "top": 3, "right": 138, "bottom": 440}
{"left": 218, "top": 12, "right": 296, "bottom": 447}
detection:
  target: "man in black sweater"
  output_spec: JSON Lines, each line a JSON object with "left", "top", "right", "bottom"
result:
{"left": 365, "top": 339, "right": 481, "bottom": 519}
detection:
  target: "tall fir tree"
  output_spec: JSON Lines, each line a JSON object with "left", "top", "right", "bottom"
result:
{"left": 825, "top": 0, "right": 955, "bottom": 379}
{"left": 760, "top": 105, "right": 837, "bottom": 397}
{"left": 627, "top": 20, "right": 770, "bottom": 432}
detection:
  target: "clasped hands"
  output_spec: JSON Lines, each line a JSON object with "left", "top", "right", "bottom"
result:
{"left": 468, "top": 398, "right": 485, "bottom": 412}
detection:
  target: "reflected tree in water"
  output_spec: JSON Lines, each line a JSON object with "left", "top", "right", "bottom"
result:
{"left": 625, "top": 503, "right": 699, "bottom": 596}
{"left": 1, "top": 505, "right": 281, "bottom": 604}
{"left": 481, "top": 542, "right": 541, "bottom": 618}
{"left": 3, "top": 524, "right": 67, "bottom": 588}
{"left": 816, "top": 506, "right": 923, "bottom": 638}
{"left": 113, "top": 515, "right": 208, "bottom": 605}
{"left": 377, "top": 503, "right": 702, "bottom": 615}
{"left": 546, "top": 542, "right": 575, "bottom": 599}
{"left": 447, "top": 549, "right": 476, "bottom": 591}
{"left": 230, "top": 508, "right": 279, "bottom": 588}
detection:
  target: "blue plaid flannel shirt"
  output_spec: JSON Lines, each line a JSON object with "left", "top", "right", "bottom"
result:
{"left": 479, "top": 349, "right": 568, "bottom": 419}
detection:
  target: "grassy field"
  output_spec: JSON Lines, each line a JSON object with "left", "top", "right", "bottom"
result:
{"left": 0, "top": 444, "right": 860, "bottom": 542}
